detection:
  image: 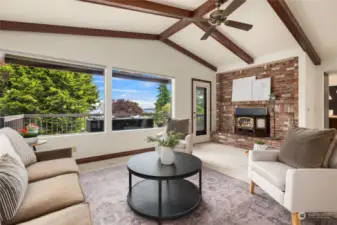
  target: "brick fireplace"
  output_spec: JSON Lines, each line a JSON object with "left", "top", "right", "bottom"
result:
{"left": 213, "top": 57, "right": 299, "bottom": 150}
{"left": 234, "top": 108, "right": 270, "bottom": 137}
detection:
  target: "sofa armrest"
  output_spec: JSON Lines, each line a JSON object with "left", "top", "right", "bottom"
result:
{"left": 249, "top": 150, "right": 279, "bottom": 162}
{"left": 35, "top": 147, "right": 73, "bottom": 162}
{"left": 284, "top": 169, "right": 337, "bottom": 212}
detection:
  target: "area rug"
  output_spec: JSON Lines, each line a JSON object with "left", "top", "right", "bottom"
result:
{"left": 80, "top": 165, "right": 335, "bottom": 225}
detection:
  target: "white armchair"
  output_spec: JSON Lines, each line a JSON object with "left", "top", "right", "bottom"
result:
{"left": 156, "top": 132, "right": 193, "bottom": 154}
{"left": 249, "top": 150, "right": 337, "bottom": 225}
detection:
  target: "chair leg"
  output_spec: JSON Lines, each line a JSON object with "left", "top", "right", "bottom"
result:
{"left": 291, "top": 213, "right": 301, "bottom": 225}
{"left": 249, "top": 181, "right": 255, "bottom": 194}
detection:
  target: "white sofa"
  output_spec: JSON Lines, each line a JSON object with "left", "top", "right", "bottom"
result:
{"left": 248, "top": 150, "right": 337, "bottom": 225}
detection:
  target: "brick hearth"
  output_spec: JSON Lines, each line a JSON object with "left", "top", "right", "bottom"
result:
{"left": 213, "top": 57, "right": 299, "bottom": 150}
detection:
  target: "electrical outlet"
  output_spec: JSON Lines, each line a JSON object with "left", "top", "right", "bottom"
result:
{"left": 72, "top": 147, "right": 77, "bottom": 152}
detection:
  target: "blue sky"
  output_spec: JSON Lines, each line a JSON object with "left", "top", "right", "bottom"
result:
{"left": 92, "top": 75, "right": 170, "bottom": 109}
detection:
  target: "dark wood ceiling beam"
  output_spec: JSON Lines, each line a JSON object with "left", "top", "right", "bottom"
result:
{"left": 160, "top": 0, "right": 217, "bottom": 40}
{"left": 267, "top": 0, "right": 321, "bottom": 65}
{"left": 0, "top": 20, "right": 160, "bottom": 40}
{"left": 162, "top": 39, "right": 217, "bottom": 71}
{"left": 79, "top": 0, "right": 193, "bottom": 19}
{"left": 195, "top": 22, "right": 253, "bottom": 64}
{"left": 193, "top": 0, "right": 218, "bottom": 17}
{"left": 159, "top": 19, "right": 191, "bottom": 40}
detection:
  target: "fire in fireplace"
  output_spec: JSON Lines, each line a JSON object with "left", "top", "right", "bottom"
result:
{"left": 234, "top": 108, "right": 270, "bottom": 137}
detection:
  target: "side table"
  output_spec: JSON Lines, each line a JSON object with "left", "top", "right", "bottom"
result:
{"left": 29, "top": 140, "right": 47, "bottom": 151}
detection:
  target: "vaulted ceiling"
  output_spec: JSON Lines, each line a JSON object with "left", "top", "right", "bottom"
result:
{"left": 0, "top": 0, "right": 335, "bottom": 72}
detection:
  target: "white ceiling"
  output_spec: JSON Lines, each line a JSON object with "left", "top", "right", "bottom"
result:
{"left": 212, "top": 0, "right": 298, "bottom": 58}
{"left": 170, "top": 24, "right": 242, "bottom": 66}
{"left": 286, "top": 0, "right": 337, "bottom": 62}
{"left": 149, "top": 0, "right": 207, "bottom": 10}
{"left": 0, "top": 0, "right": 178, "bottom": 34}
{"left": 0, "top": 0, "right": 336, "bottom": 69}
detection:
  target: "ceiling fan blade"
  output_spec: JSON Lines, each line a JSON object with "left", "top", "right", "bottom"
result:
{"left": 221, "top": 0, "right": 246, "bottom": 17}
{"left": 186, "top": 18, "right": 210, "bottom": 22}
{"left": 224, "top": 20, "right": 253, "bottom": 31}
{"left": 201, "top": 26, "right": 216, "bottom": 40}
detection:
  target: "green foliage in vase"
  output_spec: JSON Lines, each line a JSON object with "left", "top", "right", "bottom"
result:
{"left": 147, "top": 131, "right": 182, "bottom": 149}
{"left": 255, "top": 141, "right": 265, "bottom": 145}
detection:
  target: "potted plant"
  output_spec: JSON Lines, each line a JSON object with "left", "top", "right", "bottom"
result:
{"left": 147, "top": 131, "right": 182, "bottom": 165}
{"left": 254, "top": 141, "right": 266, "bottom": 151}
{"left": 269, "top": 92, "right": 277, "bottom": 101}
{"left": 19, "top": 123, "right": 40, "bottom": 144}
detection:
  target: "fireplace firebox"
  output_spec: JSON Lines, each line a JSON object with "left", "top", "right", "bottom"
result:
{"left": 234, "top": 108, "right": 269, "bottom": 137}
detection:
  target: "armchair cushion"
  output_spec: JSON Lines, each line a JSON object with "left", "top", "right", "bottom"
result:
{"left": 279, "top": 127, "right": 336, "bottom": 168}
{"left": 251, "top": 161, "right": 294, "bottom": 191}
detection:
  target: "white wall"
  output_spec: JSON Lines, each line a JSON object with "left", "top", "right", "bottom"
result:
{"left": 218, "top": 47, "right": 324, "bottom": 129}
{"left": 0, "top": 31, "right": 216, "bottom": 159}
{"left": 329, "top": 73, "right": 337, "bottom": 86}
{"left": 302, "top": 54, "right": 324, "bottom": 128}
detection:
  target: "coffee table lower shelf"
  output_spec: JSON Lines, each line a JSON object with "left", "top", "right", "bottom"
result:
{"left": 127, "top": 179, "right": 201, "bottom": 221}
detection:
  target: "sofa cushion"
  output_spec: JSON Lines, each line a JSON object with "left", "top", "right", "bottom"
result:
{"left": 279, "top": 127, "right": 336, "bottom": 168}
{"left": 0, "top": 128, "right": 37, "bottom": 167}
{"left": 166, "top": 119, "right": 189, "bottom": 139}
{"left": 251, "top": 161, "right": 294, "bottom": 191}
{"left": 16, "top": 204, "right": 91, "bottom": 225}
{"left": 0, "top": 154, "right": 28, "bottom": 222}
{"left": 7, "top": 174, "right": 84, "bottom": 224}
{"left": 27, "top": 158, "right": 78, "bottom": 183}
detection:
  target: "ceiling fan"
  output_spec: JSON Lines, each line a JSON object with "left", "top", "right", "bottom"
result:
{"left": 188, "top": 0, "right": 253, "bottom": 40}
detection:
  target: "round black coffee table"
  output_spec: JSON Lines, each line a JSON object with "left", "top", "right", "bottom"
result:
{"left": 127, "top": 152, "right": 202, "bottom": 223}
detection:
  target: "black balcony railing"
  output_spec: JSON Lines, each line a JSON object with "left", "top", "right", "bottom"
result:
{"left": 0, "top": 113, "right": 167, "bottom": 135}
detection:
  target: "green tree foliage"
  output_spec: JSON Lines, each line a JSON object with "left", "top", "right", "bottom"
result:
{"left": 155, "top": 84, "right": 170, "bottom": 112}
{"left": 154, "top": 84, "right": 171, "bottom": 126}
{"left": 0, "top": 64, "right": 99, "bottom": 115}
{"left": 196, "top": 88, "right": 205, "bottom": 114}
{"left": 162, "top": 103, "right": 170, "bottom": 115}
{"left": 0, "top": 64, "right": 99, "bottom": 134}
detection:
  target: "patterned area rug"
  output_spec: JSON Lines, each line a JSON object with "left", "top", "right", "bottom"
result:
{"left": 80, "top": 165, "right": 335, "bottom": 225}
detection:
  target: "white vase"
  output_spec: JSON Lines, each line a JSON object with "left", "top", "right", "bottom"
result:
{"left": 254, "top": 143, "right": 266, "bottom": 151}
{"left": 160, "top": 147, "right": 175, "bottom": 165}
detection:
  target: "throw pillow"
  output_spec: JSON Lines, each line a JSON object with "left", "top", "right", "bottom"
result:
{"left": 323, "top": 135, "right": 337, "bottom": 168}
{"left": 166, "top": 119, "right": 189, "bottom": 139}
{"left": 279, "top": 127, "right": 336, "bottom": 168}
{"left": 0, "top": 134, "right": 25, "bottom": 168}
{"left": 327, "top": 137, "right": 337, "bottom": 168}
{"left": 0, "top": 154, "right": 28, "bottom": 222}
{"left": 0, "top": 128, "right": 37, "bottom": 167}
